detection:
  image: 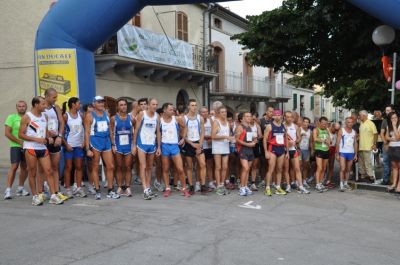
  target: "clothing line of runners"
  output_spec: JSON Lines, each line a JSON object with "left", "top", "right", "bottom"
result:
{"left": 4, "top": 88, "right": 368, "bottom": 206}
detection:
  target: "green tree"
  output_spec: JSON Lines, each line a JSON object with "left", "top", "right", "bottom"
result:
{"left": 232, "top": 0, "right": 400, "bottom": 111}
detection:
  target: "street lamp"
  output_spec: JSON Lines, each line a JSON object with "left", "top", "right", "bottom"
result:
{"left": 372, "top": 25, "right": 396, "bottom": 105}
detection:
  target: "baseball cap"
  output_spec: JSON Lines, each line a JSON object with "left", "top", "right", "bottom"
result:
{"left": 93, "top": 95, "right": 105, "bottom": 102}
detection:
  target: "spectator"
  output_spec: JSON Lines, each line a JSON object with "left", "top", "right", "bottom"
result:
{"left": 380, "top": 105, "right": 395, "bottom": 185}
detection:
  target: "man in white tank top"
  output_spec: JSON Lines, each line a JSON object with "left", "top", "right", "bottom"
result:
{"left": 336, "top": 117, "right": 358, "bottom": 191}
{"left": 42, "top": 88, "right": 68, "bottom": 202}
{"left": 18, "top": 96, "right": 63, "bottom": 205}
{"left": 200, "top": 106, "right": 215, "bottom": 190}
{"left": 182, "top": 99, "right": 207, "bottom": 195}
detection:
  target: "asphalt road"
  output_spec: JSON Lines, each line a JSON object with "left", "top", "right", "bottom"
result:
{"left": 1, "top": 178, "right": 400, "bottom": 265}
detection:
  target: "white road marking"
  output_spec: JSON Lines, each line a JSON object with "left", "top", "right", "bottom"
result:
{"left": 238, "top": 200, "right": 261, "bottom": 210}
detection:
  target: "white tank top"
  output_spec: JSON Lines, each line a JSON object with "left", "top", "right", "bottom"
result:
{"left": 161, "top": 116, "right": 179, "bottom": 144}
{"left": 389, "top": 125, "right": 400, "bottom": 147}
{"left": 212, "top": 119, "right": 230, "bottom": 154}
{"left": 139, "top": 111, "right": 158, "bottom": 145}
{"left": 330, "top": 132, "right": 337, "bottom": 147}
{"left": 44, "top": 106, "right": 59, "bottom": 136}
{"left": 287, "top": 123, "right": 297, "bottom": 151}
{"left": 65, "top": 112, "right": 84, "bottom": 147}
{"left": 23, "top": 112, "right": 47, "bottom": 150}
{"left": 251, "top": 124, "right": 258, "bottom": 138}
{"left": 203, "top": 118, "right": 212, "bottom": 149}
{"left": 185, "top": 114, "right": 201, "bottom": 142}
{"left": 339, "top": 128, "right": 356, "bottom": 153}
{"left": 300, "top": 128, "right": 311, "bottom": 150}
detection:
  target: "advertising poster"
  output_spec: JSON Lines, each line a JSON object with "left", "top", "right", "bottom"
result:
{"left": 35, "top": 48, "right": 79, "bottom": 106}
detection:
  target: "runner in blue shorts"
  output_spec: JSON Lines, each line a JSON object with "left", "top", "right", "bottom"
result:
{"left": 84, "top": 95, "right": 119, "bottom": 200}
{"left": 132, "top": 98, "right": 161, "bottom": 200}
{"left": 159, "top": 103, "right": 190, "bottom": 198}
{"left": 110, "top": 98, "right": 135, "bottom": 197}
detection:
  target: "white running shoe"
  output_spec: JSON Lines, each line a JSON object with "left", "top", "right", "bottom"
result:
{"left": 298, "top": 186, "right": 310, "bottom": 194}
{"left": 239, "top": 187, "right": 247, "bottom": 196}
{"left": 245, "top": 186, "right": 253, "bottom": 195}
{"left": 74, "top": 187, "right": 87, "bottom": 198}
{"left": 32, "top": 195, "right": 43, "bottom": 206}
{"left": 95, "top": 192, "right": 101, "bottom": 200}
{"left": 285, "top": 185, "right": 291, "bottom": 193}
{"left": 107, "top": 191, "right": 120, "bottom": 199}
{"left": 153, "top": 180, "right": 164, "bottom": 192}
{"left": 195, "top": 182, "right": 201, "bottom": 192}
{"left": 4, "top": 188, "right": 12, "bottom": 200}
{"left": 208, "top": 181, "right": 217, "bottom": 190}
{"left": 87, "top": 185, "right": 96, "bottom": 195}
{"left": 303, "top": 180, "right": 311, "bottom": 189}
{"left": 65, "top": 189, "right": 74, "bottom": 199}
{"left": 16, "top": 186, "right": 30, "bottom": 196}
{"left": 49, "top": 194, "right": 63, "bottom": 205}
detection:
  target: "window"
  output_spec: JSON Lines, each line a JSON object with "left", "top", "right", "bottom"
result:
{"left": 293, "top": 93, "right": 297, "bottom": 110}
{"left": 214, "top": 18, "right": 222, "bottom": 29}
{"left": 177, "top": 12, "right": 188, "bottom": 42}
{"left": 131, "top": 13, "right": 141, "bottom": 27}
{"left": 310, "top": 95, "right": 314, "bottom": 110}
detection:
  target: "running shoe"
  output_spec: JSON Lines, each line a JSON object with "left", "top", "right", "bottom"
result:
{"left": 344, "top": 184, "right": 352, "bottom": 191}
{"left": 200, "top": 185, "right": 209, "bottom": 195}
{"left": 57, "top": 192, "right": 69, "bottom": 201}
{"left": 321, "top": 184, "right": 329, "bottom": 192}
{"left": 44, "top": 181, "right": 50, "bottom": 193}
{"left": 226, "top": 182, "right": 236, "bottom": 190}
{"left": 133, "top": 176, "right": 142, "bottom": 185}
{"left": 32, "top": 195, "right": 43, "bottom": 206}
{"left": 176, "top": 181, "right": 183, "bottom": 191}
{"left": 148, "top": 189, "right": 158, "bottom": 198}
{"left": 290, "top": 181, "right": 298, "bottom": 190}
{"left": 125, "top": 187, "right": 132, "bottom": 197}
{"left": 143, "top": 191, "right": 152, "bottom": 200}
{"left": 87, "top": 185, "right": 97, "bottom": 195}
{"left": 116, "top": 187, "right": 123, "bottom": 196}
{"left": 182, "top": 189, "right": 191, "bottom": 198}
{"left": 65, "top": 189, "right": 74, "bottom": 199}
{"left": 16, "top": 187, "right": 30, "bottom": 196}
{"left": 107, "top": 191, "right": 120, "bottom": 199}
{"left": 4, "top": 188, "right": 12, "bottom": 200}
{"left": 208, "top": 181, "right": 217, "bottom": 190}
{"left": 239, "top": 187, "right": 247, "bottom": 196}
{"left": 39, "top": 192, "right": 48, "bottom": 202}
{"left": 163, "top": 188, "right": 171, "bottom": 197}
{"left": 257, "top": 180, "right": 266, "bottom": 189}
{"left": 216, "top": 186, "right": 225, "bottom": 196}
{"left": 339, "top": 186, "right": 346, "bottom": 192}
{"left": 153, "top": 180, "right": 164, "bottom": 192}
{"left": 298, "top": 186, "right": 310, "bottom": 194}
{"left": 302, "top": 180, "right": 311, "bottom": 189}
{"left": 285, "top": 185, "right": 291, "bottom": 193}
{"left": 49, "top": 194, "right": 64, "bottom": 205}
{"left": 315, "top": 184, "right": 324, "bottom": 193}
{"left": 250, "top": 183, "right": 258, "bottom": 191}
{"left": 74, "top": 187, "right": 87, "bottom": 198}
{"left": 306, "top": 176, "right": 315, "bottom": 184}
{"left": 265, "top": 187, "right": 272, "bottom": 196}
{"left": 245, "top": 186, "right": 253, "bottom": 195}
{"left": 72, "top": 183, "right": 78, "bottom": 194}
{"left": 95, "top": 192, "right": 101, "bottom": 200}
{"left": 275, "top": 187, "right": 287, "bottom": 195}
{"left": 195, "top": 182, "right": 201, "bottom": 192}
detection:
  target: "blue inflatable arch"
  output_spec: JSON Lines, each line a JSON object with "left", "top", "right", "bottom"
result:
{"left": 35, "top": 0, "right": 400, "bottom": 104}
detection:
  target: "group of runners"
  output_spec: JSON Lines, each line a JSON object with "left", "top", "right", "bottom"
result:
{"left": 4, "top": 88, "right": 363, "bottom": 206}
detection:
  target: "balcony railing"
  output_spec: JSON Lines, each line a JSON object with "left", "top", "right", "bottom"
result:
{"left": 95, "top": 35, "right": 214, "bottom": 72}
{"left": 210, "top": 71, "right": 271, "bottom": 98}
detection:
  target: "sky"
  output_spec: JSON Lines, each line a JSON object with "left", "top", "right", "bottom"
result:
{"left": 219, "top": 0, "right": 283, "bottom": 18}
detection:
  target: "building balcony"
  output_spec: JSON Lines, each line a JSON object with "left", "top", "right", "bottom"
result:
{"left": 94, "top": 33, "right": 217, "bottom": 85}
{"left": 210, "top": 71, "right": 291, "bottom": 102}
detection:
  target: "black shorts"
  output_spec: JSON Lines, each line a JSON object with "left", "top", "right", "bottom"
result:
{"left": 253, "top": 142, "right": 261, "bottom": 158}
{"left": 388, "top": 146, "right": 400, "bottom": 162}
{"left": 182, "top": 141, "right": 203, "bottom": 157}
{"left": 239, "top": 147, "right": 254, "bottom": 161}
{"left": 289, "top": 150, "right": 299, "bottom": 159}
{"left": 204, "top": 148, "right": 213, "bottom": 160}
{"left": 315, "top": 150, "right": 329, "bottom": 160}
{"left": 47, "top": 136, "right": 61, "bottom": 154}
{"left": 10, "top": 147, "right": 24, "bottom": 164}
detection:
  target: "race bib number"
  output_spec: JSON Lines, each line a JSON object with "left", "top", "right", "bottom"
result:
{"left": 205, "top": 127, "right": 211, "bottom": 136}
{"left": 71, "top": 124, "right": 82, "bottom": 134}
{"left": 276, "top": 133, "right": 284, "bottom": 145}
{"left": 38, "top": 129, "right": 46, "bottom": 138}
{"left": 142, "top": 131, "right": 155, "bottom": 145}
{"left": 165, "top": 128, "right": 175, "bottom": 141}
{"left": 189, "top": 129, "right": 200, "bottom": 141}
{"left": 119, "top": 134, "right": 129, "bottom": 146}
{"left": 345, "top": 136, "right": 354, "bottom": 147}
{"left": 246, "top": 132, "right": 253, "bottom": 142}
{"left": 48, "top": 120, "right": 57, "bottom": 132}
{"left": 300, "top": 138, "right": 309, "bottom": 149}
{"left": 97, "top": 121, "right": 108, "bottom": 132}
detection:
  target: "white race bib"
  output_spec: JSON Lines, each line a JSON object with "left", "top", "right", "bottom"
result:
{"left": 119, "top": 134, "right": 129, "bottom": 146}
{"left": 205, "top": 127, "right": 211, "bottom": 136}
{"left": 142, "top": 130, "right": 155, "bottom": 145}
{"left": 164, "top": 128, "right": 175, "bottom": 141}
{"left": 276, "top": 133, "right": 284, "bottom": 145}
{"left": 71, "top": 124, "right": 82, "bottom": 134}
{"left": 300, "top": 138, "right": 309, "bottom": 150}
{"left": 38, "top": 129, "right": 46, "bottom": 138}
{"left": 345, "top": 136, "right": 354, "bottom": 147}
{"left": 97, "top": 121, "right": 108, "bottom": 132}
{"left": 246, "top": 132, "right": 253, "bottom": 142}
{"left": 189, "top": 129, "right": 200, "bottom": 141}
{"left": 48, "top": 120, "right": 57, "bottom": 132}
